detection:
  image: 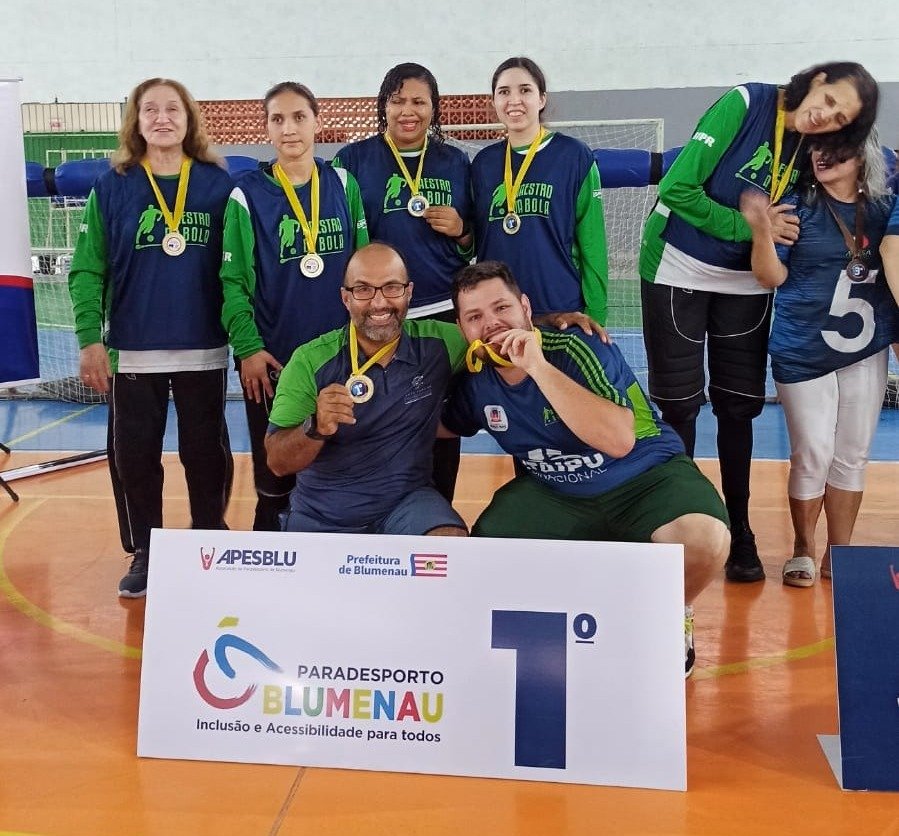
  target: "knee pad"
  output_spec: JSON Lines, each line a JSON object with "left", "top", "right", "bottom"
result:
{"left": 654, "top": 397, "right": 702, "bottom": 427}
{"left": 709, "top": 387, "right": 764, "bottom": 421}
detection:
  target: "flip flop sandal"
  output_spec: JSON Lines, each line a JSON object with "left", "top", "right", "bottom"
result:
{"left": 782, "top": 555, "right": 816, "bottom": 588}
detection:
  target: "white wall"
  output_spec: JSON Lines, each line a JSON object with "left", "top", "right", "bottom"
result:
{"left": 4, "top": 1, "right": 899, "bottom": 101}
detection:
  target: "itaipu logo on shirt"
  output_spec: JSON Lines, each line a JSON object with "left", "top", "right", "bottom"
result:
{"left": 487, "top": 182, "right": 554, "bottom": 222}
{"left": 134, "top": 206, "right": 212, "bottom": 250}
{"left": 382, "top": 173, "right": 455, "bottom": 214}
{"left": 277, "top": 215, "right": 346, "bottom": 264}
{"left": 734, "top": 142, "right": 800, "bottom": 192}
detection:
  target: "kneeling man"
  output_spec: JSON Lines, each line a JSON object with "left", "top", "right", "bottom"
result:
{"left": 444, "top": 261, "right": 730, "bottom": 676}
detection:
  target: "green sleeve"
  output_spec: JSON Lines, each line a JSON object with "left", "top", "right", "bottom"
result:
{"left": 658, "top": 87, "right": 754, "bottom": 242}
{"left": 220, "top": 188, "right": 265, "bottom": 359}
{"left": 67, "top": 190, "right": 108, "bottom": 349}
{"left": 268, "top": 346, "right": 318, "bottom": 429}
{"left": 572, "top": 162, "right": 609, "bottom": 325}
{"left": 344, "top": 171, "right": 370, "bottom": 249}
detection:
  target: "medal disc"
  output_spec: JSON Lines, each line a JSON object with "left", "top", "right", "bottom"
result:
{"left": 300, "top": 252, "right": 325, "bottom": 278}
{"left": 846, "top": 258, "right": 869, "bottom": 282}
{"left": 161, "top": 231, "right": 187, "bottom": 256}
{"left": 346, "top": 374, "right": 375, "bottom": 404}
{"left": 502, "top": 212, "right": 521, "bottom": 235}
{"left": 407, "top": 195, "right": 429, "bottom": 217}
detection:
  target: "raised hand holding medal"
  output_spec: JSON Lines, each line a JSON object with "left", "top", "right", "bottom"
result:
{"left": 346, "top": 322, "right": 400, "bottom": 403}
{"left": 272, "top": 161, "right": 323, "bottom": 277}
{"left": 141, "top": 157, "right": 192, "bottom": 256}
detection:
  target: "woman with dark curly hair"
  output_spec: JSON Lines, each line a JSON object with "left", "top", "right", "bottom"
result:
{"left": 333, "top": 63, "right": 473, "bottom": 500}
{"left": 639, "top": 61, "right": 879, "bottom": 584}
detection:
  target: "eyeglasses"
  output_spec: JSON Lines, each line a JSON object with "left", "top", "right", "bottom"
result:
{"left": 342, "top": 282, "right": 410, "bottom": 300}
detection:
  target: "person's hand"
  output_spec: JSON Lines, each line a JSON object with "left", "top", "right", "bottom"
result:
{"left": 79, "top": 343, "right": 111, "bottom": 393}
{"left": 767, "top": 203, "right": 799, "bottom": 245}
{"left": 240, "top": 350, "right": 282, "bottom": 403}
{"left": 423, "top": 205, "right": 465, "bottom": 239}
{"left": 315, "top": 383, "right": 356, "bottom": 437}
{"left": 534, "top": 311, "right": 611, "bottom": 343}
{"left": 496, "top": 328, "right": 545, "bottom": 374}
{"left": 739, "top": 188, "right": 772, "bottom": 233}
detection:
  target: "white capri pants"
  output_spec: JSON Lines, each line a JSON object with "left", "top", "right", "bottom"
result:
{"left": 775, "top": 349, "right": 889, "bottom": 499}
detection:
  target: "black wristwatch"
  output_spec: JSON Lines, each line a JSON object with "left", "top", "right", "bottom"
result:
{"left": 301, "top": 414, "right": 328, "bottom": 441}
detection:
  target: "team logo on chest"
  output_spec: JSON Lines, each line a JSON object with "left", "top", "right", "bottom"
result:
{"left": 487, "top": 182, "right": 554, "bottom": 224}
{"left": 485, "top": 405, "right": 509, "bottom": 432}
{"left": 383, "top": 173, "right": 454, "bottom": 214}
{"left": 277, "top": 215, "right": 345, "bottom": 265}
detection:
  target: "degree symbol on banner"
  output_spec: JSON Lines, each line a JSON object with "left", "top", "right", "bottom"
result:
{"left": 572, "top": 612, "right": 598, "bottom": 644}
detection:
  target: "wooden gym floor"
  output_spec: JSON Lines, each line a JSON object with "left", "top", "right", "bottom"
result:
{"left": 0, "top": 444, "right": 897, "bottom": 835}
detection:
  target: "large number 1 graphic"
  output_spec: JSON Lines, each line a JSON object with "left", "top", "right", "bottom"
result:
{"left": 491, "top": 610, "right": 568, "bottom": 769}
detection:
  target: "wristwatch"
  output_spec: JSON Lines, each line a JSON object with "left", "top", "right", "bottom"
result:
{"left": 301, "top": 414, "right": 327, "bottom": 441}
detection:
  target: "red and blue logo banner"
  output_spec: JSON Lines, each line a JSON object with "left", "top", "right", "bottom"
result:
{"left": 829, "top": 546, "right": 899, "bottom": 791}
{"left": 0, "top": 80, "right": 40, "bottom": 387}
{"left": 0, "top": 273, "right": 39, "bottom": 386}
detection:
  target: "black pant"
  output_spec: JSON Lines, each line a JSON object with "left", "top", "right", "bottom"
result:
{"left": 235, "top": 358, "right": 294, "bottom": 531}
{"left": 108, "top": 369, "right": 233, "bottom": 553}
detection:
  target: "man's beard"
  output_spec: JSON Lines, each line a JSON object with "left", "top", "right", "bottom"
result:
{"left": 359, "top": 310, "right": 402, "bottom": 343}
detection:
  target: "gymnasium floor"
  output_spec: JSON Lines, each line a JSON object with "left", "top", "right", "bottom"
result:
{"left": 0, "top": 400, "right": 897, "bottom": 835}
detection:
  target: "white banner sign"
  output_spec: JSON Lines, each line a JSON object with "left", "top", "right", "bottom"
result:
{"left": 138, "top": 529, "right": 686, "bottom": 791}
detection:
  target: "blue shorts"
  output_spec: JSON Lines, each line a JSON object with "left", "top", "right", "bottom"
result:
{"left": 281, "top": 486, "right": 467, "bottom": 536}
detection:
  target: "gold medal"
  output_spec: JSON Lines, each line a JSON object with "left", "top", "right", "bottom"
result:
{"left": 300, "top": 252, "right": 325, "bottom": 278}
{"left": 384, "top": 133, "right": 429, "bottom": 218}
{"left": 502, "top": 128, "right": 545, "bottom": 233}
{"left": 273, "top": 162, "right": 322, "bottom": 276}
{"left": 407, "top": 194, "right": 429, "bottom": 217}
{"left": 346, "top": 374, "right": 375, "bottom": 403}
{"left": 502, "top": 212, "right": 522, "bottom": 235}
{"left": 161, "top": 230, "right": 187, "bottom": 256}
{"left": 846, "top": 257, "right": 869, "bottom": 282}
{"left": 345, "top": 322, "right": 401, "bottom": 403}
{"left": 141, "top": 157, "right": 192, "bottom": 255}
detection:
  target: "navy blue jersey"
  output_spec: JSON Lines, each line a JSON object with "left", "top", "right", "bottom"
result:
{"left": 71, "top": 160, "right": 232, "bottom": 351}
{"left": 770, "top": 193, "right": 898, "bottom": 383}
{"left": 443, "top": 327, "right": 684, "bottom": 497}
{"left": 471, "top": 133, "right": 609, "bottom": 322}
{"left": 333, "top": 135, "right": 472, "bottom": 311}
{"left": 221, "top": 161, "right": 368, "bottom": 365}
{"left": 269, "top": 320, "right": 467, "bottom": 527}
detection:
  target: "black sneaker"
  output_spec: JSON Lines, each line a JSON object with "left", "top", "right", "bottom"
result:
{"left": 725, "top": 528, "right": 765, "bottom": 583}
{"left": 118, "top": 549, "right": 148, "bottom": 598}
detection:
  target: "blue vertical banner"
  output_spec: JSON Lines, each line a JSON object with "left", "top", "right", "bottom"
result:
{"left": 0, "top": 78, "right": 40, "bottom": 387}
{"left": 832, "top": 545, "right": 899, "bottom": 791}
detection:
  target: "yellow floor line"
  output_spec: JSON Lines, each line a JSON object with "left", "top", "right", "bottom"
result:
{"left": 0, "top": 499, "right": 141, "bottom": 659}
{"left": 4, "top": 404, "right": 101, "bottom": 446}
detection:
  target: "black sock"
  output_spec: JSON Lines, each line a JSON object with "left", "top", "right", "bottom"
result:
{"left": 717, "top": 414, "right": 753, "bottom": 534}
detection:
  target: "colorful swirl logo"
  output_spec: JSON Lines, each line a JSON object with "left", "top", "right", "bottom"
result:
{"left": 193, "top": 617, "right": 283, "bottom": 709}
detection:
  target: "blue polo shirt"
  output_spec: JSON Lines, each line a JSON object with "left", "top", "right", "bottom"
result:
{"left": 268, "top": 319, "right": 466, "bottom": 526}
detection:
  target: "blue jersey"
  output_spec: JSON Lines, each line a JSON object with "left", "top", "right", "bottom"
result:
{"left": 471, "top": 133, "right": 609, "bottom": 323}
{"left": 443, "top": 328, "right": 684, "bottom": 497}
{"left": 268, "top": 320, "right": 467, "bottom": 527}
{"left": 221, "top": 161, "right": 368, "bottom": 365}
{"left": 71, "top": 160, "right": 232, "bottom": 351}
{"left": 333, "top": 135, "right": 472, "bottom": 313}
{"left": 770, "top": 194, "right": 898, "bottom": 383}
{"left": 641, "top": 83, "right": 804, "bottom": 282}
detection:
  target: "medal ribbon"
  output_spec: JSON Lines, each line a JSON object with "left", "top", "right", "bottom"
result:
{"left": 504, "top": 128, "right": 546, "bottom": 214}
{"left": 273, "top": 162, "right": 320, "bottom": 255}
{"left": 349, "top": 322, "right": 401, "bottom": 379}
{"left": 465, "top": 329, "right": 543, "bottom": 373}
{"left": 769, "top": 100, "right": 804, "bottom": 203}
{"left": 384, "top": 133, "right": 429, "bottom": 198}
{"left": 823, "top": 195, "right": 866, "bottom": 262}
{"left": 141, "top": 157, "right": 192, "bottom": 234}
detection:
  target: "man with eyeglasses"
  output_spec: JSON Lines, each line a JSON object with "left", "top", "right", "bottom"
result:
{"left": 265, "top": 242, "right": 469, "bottom": 536}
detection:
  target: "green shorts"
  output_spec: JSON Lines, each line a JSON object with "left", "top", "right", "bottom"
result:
{"left": 472, "top": 454, "right": 729, "bottom": 542}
